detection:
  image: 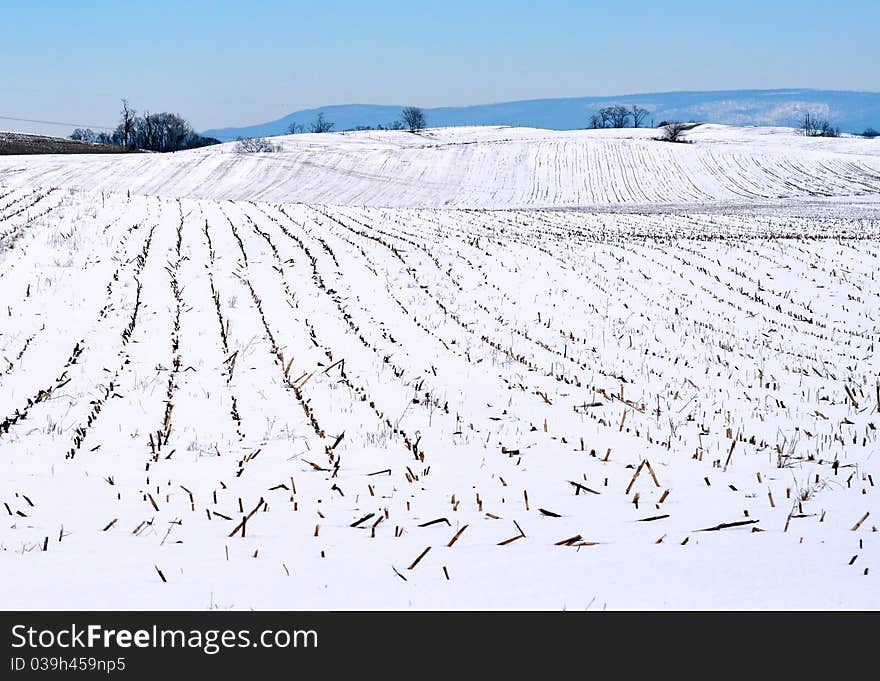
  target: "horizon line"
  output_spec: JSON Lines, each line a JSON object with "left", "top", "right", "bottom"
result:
{"left": 203, "top": 87, "right": 880, "bottom": 132}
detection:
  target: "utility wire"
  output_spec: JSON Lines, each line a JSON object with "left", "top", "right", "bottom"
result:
{"left": 0, "top": 115, "right": 114, "bottom": 131}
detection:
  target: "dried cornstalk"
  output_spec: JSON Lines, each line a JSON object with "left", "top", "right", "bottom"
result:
{"left": 851, "top": 512, "right": 870, "bottom": 531}
{"left": 408, "top": 546, "right": 431, "bottom": 570}
{"left": 625, "top": 461, "right": 645, "bottom": 495}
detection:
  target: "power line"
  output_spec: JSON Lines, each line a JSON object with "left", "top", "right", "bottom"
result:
{"left": 0, "top": 115, "right": 115, "bottom": 131}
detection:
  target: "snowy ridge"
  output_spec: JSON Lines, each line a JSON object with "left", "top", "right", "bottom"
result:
{"left": 1, "top": 125, "right": 879, "bottom": 208}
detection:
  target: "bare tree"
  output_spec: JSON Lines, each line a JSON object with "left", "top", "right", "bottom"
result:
{"left": 801, "top": 112, "right": 815, "bottom": 137}
{"left": 310, "top": 112, "right": 335, "bottom": 133}
{"left": 813, "top": 115, "right": 840, "bottom": 137}
{"left": 657, "top": 121, "right": 692, "bottom": 143}
{"left": 594, "top": 105, "right": 632, "bottom": 128}
{"left": 69, "top": 128, "right": 98, "bottom": 143}
{"left": 400, "top": 106, "right": 426, "bottom": 133}
{"left": 287, "top": 122, "right": 304, "bottom": 134}
{"left": 598, "top": 105, "right": 631, "bottom": 128}
{"left": 801, "top": 112, "right": 839, "bottom": 137}
{"left": 631, "top": 105, "right": 649, "bottom": 128}
{"left": 141, "top": 111, "right": 155, "bottom": 151}
{"left": 132, "top": 110, "right": 160, "bottom": 151}
{"left": 120, "top": 99, "right": 136, "bottom": 149}
{"left": 161, "top": 112, "right": 192, "bottom": 151}
{"left": 119, "top": 111, "right": 214, "bottom": 152}
{"left": 863, "top": 127, "right": 879, "bottom": 139}
{"left": 235, "top": 136, "right": 279, "bottom": 153}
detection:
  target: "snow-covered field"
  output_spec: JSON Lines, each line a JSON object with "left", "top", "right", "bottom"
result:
{"left": 0, "top": 125, "right": 878, "bottom": 609}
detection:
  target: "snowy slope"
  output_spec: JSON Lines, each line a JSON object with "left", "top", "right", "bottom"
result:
{"left": 0, "top": 125, "right": 879, "bottom": 208}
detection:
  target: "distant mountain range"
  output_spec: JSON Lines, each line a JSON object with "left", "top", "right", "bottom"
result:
{"left": 201, "top": 89, "right": 880, "bottom": 141}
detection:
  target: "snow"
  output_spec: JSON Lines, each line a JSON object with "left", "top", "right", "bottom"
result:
{"left": 0, "top": 125, "right": 878, "bottom": 610}
{"left": 0, "top": 125, "right": 878, "bottom": 208}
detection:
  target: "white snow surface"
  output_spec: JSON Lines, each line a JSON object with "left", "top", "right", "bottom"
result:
{"left": 0, "top": 125, "right": 878, "bottom": 610}
{"left": 0, "top": 124, "right": 878, "bottom": 208}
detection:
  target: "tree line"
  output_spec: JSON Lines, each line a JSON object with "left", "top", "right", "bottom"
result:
{"left": 70, "top": 100, "right": 220, "bottom": 152}
{"left": 586, "top": 104, "right": 694, "bottom": 142}
{"left": 71, "top": 100, "right": 875, "bottom": 154}
{"left": 237, "top": 107, "right": 428, "bottom": 152}
{"left": 799, "top": 113, "right": 876, "bottom": 138}
{"left": 588, "top": 104, "right": 880, "bottom": 140}
{"left": 284, "top": 106, "right": 427, "bottom": 136}
{"left": 800, "top": 112, "right": 840, "bottom": 138}
{"left": 589, "top": 105, "right": 651, "bottom": 129}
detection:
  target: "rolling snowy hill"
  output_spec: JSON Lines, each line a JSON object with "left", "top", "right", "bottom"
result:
{"left": 0, "top": 124, "right": 879, "bottom": 209}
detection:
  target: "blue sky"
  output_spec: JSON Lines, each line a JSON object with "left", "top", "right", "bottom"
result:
{"left": 1, "top": 0, "right": 878, "bottom": 134}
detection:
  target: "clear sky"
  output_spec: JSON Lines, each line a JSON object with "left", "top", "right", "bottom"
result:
{"left": 2, "top": 0, "right": 878, "bottom": 135}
